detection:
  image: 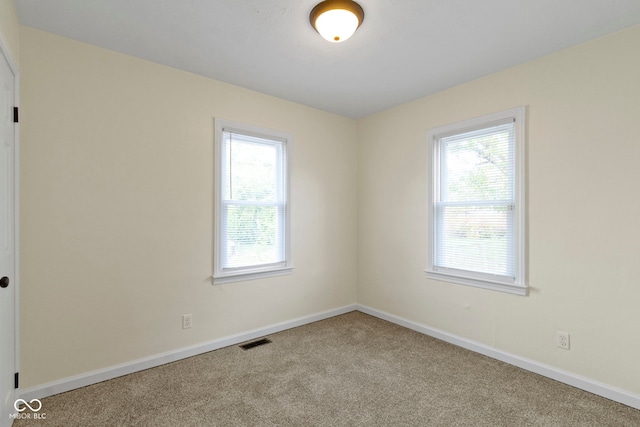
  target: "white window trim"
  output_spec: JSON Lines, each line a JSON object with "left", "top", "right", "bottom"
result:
{"left": 213, "top": 119, "right": 293, "bottom": 285}
{"left": 425, "top": 107, "right": 527, "bottom": 296}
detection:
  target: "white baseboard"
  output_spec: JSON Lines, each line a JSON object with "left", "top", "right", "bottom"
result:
{"left": 19, "top": 304, "right": 357, "bottom": 401}
{"left": 356, "top": 304, "right": 640, "bottom": 410}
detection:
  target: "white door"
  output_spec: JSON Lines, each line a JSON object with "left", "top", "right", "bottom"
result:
{"left": 0, "top": 44, "right": 16, "bottom": 426}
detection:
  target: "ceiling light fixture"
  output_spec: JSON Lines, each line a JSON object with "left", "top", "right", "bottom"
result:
{"left": 310, "top": 0, "right": 365, "bottom": 43}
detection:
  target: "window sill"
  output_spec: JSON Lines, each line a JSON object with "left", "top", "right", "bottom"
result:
{"left": 213, "top": 266, "right": 293, "bottom": 285}
{"left": 425, "top": 270, "right": 527, "bottom": 296}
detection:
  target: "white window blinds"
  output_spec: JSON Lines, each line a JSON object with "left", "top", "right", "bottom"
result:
{"left": 427, "top": 107, "right": 526, "bottom": 294}
{"left": 435, "top": 120, "right": 515, "bottom": 278}
{"left": 219, "top": 127, "right": 288, "bottom": 273}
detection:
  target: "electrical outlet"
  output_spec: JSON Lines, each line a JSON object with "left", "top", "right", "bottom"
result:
{"left": 556, "top": 331, "right": 570, "bottom": 350}
{"left": 182, "top": 314, "right": 192, "bottom": 329}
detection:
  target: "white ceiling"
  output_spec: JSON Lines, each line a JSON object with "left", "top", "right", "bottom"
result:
{"left": 15, "top": 0, "right": 640, "bottom": 118}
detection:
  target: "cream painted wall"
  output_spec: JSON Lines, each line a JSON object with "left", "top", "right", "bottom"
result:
{"left": 19, "top": 26, "right": 358, "bottom": 388}
{"left": 357, "top": 25, "right": 640, "bottom": 395}
{"left": 0, "top": 0, "right": 18, "bottom": 62}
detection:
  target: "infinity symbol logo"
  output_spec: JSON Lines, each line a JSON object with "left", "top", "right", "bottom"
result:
{"left": 14, "top": 398, "right": 42, "bottom": 412}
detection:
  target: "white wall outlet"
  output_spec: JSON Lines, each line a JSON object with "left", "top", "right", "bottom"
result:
{"left": 182, "top": 314, "right": 192, "bottom": 329}
{"left": 556, "top": 331, "right": 570, "bottom": 350}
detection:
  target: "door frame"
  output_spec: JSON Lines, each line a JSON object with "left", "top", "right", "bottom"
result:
{"left": 0, "top": 30, "right": 20, "bottom": 418}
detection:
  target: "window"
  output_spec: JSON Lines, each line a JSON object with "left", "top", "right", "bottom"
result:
{"left": 426, "top": 107, "right": 526, "bottom": 295}
{"left": 214, "top": 119, "right": 292, "bottom": 284}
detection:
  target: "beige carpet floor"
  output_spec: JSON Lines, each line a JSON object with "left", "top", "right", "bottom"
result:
{"left": 13, "top": 311, "right": 640, "bottom": 426}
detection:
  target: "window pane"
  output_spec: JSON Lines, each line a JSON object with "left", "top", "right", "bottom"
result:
{"left": 436, "top": 204, "right": 513, "bottom": 276}
{"left": 223, "top": 203, "right": 285, "bottom": 269}
{"left": 441, "top": 123, "right": 513, "bottom": 202}
{"left": 224, "top": 135, "right": 283, "bottom": 203}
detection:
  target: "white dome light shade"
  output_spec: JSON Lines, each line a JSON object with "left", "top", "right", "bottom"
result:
{"left": 314, "top": 9, "right": 359, "bottom": 42}
{"left": 310, "top": 0, "right": 365, "bottom": 43}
